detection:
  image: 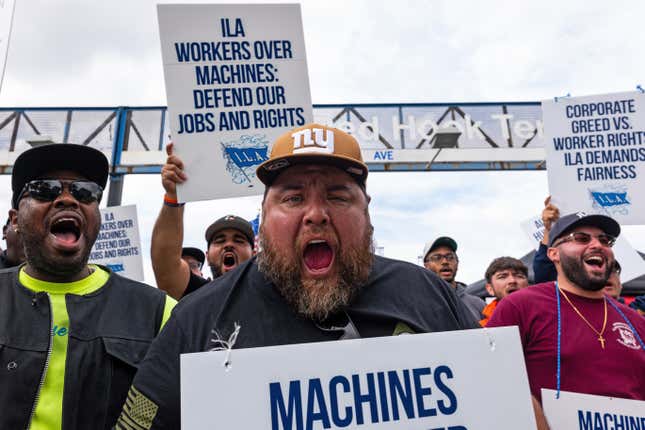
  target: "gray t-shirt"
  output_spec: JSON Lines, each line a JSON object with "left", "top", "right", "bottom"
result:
{"left": 455, "top": 282, "right": 486, "bottom": 320}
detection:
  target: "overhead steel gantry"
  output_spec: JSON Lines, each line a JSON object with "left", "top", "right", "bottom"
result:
{"left": 0, "top": 102, "right": 544, "bottom": 205}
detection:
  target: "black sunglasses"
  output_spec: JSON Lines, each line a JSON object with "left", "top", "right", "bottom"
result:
{"left": 18, "top": 179, "right": 103, "bottom": 205}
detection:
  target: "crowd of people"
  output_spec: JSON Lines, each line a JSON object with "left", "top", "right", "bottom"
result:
{"left": 0, "top": 123, "right": 643, "bottom": 430}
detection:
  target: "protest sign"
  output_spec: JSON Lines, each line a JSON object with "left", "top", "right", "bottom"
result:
{"left": 520, "top": 215, "right": 546, "bottom": 249}
{"left": 543, "top": 91, "right": 645, "bottom": 224}
{"left": 89, "top": 205, "right": 144, "bottom": 281}
{"left": 542, "top": 389, "right": 645, "bottom": 430}
{"left": 181, "top": 326, "right": 537, "bottom": 430}
{"left": 158, "top": 4, "right": 313, "bottom": 202}
{"left": 520, "top": 213, "right": 645, "bottom": 284}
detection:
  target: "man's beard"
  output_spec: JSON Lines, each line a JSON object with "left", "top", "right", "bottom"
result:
{"left": 560, "top": 252, "right": 611, "bottom": 291}
{"left": 209, "top": 264, "right": 221, "bottom": 278}
{"left": 257, "top": 224, "right": 374, "bottom": 321}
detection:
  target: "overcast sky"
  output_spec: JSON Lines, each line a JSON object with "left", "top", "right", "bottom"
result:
{"left": 1, "top": 0, "right": 645, "bottom": 285}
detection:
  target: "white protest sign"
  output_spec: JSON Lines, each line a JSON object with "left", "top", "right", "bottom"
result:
{"left": 158, "top": 4, "right": 313, "bottom": 202}
{"left": 89, "top": 205, "right": 144, "bottom": 281}
{"left": 521, "top": 215, "right": 546, "bottom": 249}
{"left": 520, "top": 212, "right": 645, "bottom": 284}
{"left": 542, "top": 389, "right": 645, "bottom": 430}
{"left": 543, "top": 91, "right": 645, "bottom": 224}
{"left": 181, "top": 326, "right": 537, "bottom": 430}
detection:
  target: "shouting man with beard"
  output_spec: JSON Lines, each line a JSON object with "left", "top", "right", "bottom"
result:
{"left": 117, "top": 124, "right": 478, "bottom": 430}
{"left": 151, "top": 144, "right": 254, "bottom": 299}
{"left": 0, "top": 144, "right": 176, "bottom": 430}
{"left": 488, "top": 212, "right": 645, "bottom": 429}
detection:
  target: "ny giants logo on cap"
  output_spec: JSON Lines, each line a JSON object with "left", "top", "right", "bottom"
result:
{"left": 291, "top": 128, "right": 335, "bottom": 154}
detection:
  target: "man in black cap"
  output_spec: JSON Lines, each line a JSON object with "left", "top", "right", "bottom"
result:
{"left": 488, "top": 212, "right": 645, "bottom": 427}
{"left": 118, "top": 124, "right": 479, "bottom": 430}
{"left": 423, "top": 236, "right": 485, "bottom": 319}
{"left": 151, "top": 144, "right": 255, "bottom": 300}
{"left": 0, "top": 143, "right": 176, "bottom": 430}
{"left": 534, "top": 198, "right": 627, "bottom": 303}
{"left": 181, "top": 246, "right": 205, "bottom": 277}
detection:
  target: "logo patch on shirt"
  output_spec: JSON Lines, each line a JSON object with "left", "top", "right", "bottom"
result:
{"left": 612, "top": 322, "right": 641, "bottom": 350}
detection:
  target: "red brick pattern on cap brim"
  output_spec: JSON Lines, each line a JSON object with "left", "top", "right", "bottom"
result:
{"left": 256, "top": 123, "right": 368, "bottom": 186}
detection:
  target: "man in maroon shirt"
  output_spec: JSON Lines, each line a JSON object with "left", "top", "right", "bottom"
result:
{"left": 488, "top": 212, "right": 645, "bottom": 429}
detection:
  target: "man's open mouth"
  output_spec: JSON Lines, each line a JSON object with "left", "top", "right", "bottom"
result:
{"left": 222, "top": 252, "right": 237, "bottom": 270}
{"left": 50, "top": 218, "right": 81, "bottom": 245}
{"left": 584, "top": 254, "right": 606, "bottom": 270}
{"left": 303, "top": 240, "right": 334, "bottom": 271}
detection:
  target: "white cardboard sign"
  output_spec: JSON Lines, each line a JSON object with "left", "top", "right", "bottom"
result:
{"left": 89, "top": 205, "right": 144, "bottom": 281}
{"left": 520, "top": 215, "right": 547, "bottom": 249}
{"left": 542, "top": 389, "right": 645, "bottom": 430}
{"left": 543, "top": 91, "right": 645, "bottom": 225}
{"left": 158, "top": 4, "right": 313, "bottom": 202}
{"left": 181, "top": 326, "right": 537, "bottom": 430}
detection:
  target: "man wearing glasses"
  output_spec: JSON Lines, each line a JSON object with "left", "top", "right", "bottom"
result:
{"left": 488, "top": 212, "right": 645, "bottom": 428}
{"left": 181, "top": 247, "right": 206, "bottom": 277}
{"left": 423, "top": 236, "right": 486, "bottom": 320}
{"left": 0, "top": 144, "right": 176, "bottom": 430}
{"left": 117, "top": 124, "right": 479, "bottom": 430}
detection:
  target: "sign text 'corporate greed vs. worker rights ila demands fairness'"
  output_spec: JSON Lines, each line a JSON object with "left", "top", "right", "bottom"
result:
{"left": 543, "top": 91, "right": 645, "bottom": 224}
{"left": 157, "top": 4, "right": 313, "bottom": 202}
{"left": 180, "top": 327, "right": 537, "bottom": 430}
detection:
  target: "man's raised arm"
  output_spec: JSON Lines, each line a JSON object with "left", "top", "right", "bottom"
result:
{"left": 151, "top": 143, "right": 191, "bottom": 300}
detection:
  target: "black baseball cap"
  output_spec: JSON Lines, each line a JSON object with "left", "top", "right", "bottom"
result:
{"left": 205, "top": 215, "right": 254, "bottom": 247}
{"left": 548, "top": 212, "right": 621, "bottom": 247}
{"left": 422, "top": 236, "right": 458, "bottom": 261}
{"left": 181, "top": 247, "right": 205, "bottom": 265}
{"left": 12, "top": 144, "right": 109, "bottom": 209}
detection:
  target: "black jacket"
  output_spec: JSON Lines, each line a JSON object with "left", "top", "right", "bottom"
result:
{"left": 117, "top": 255, "right": 480, "bottom": 429}
{"left": 0, "top": 266, "right": 169, "bottom": 429}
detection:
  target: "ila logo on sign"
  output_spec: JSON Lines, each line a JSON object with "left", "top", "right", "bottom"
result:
{"left": 292, "top": 128, "right": 334, "bottom": 154}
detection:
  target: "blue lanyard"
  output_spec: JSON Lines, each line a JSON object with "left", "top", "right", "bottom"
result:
{"left": 554, "top": 282, "right": 645, "bottom": 399}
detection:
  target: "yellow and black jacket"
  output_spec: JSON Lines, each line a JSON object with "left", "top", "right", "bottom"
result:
{"left": 0, "top": 266, "right": 174, "bottom": 429}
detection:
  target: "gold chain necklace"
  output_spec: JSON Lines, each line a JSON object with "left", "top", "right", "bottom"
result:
{"left": 559, "top": 287, "right": 608, "bottom": 349}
